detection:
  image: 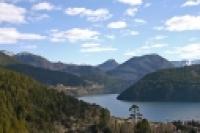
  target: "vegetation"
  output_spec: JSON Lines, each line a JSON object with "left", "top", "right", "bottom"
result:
{"left": 135, "top": 119, "right": 151, "bottom": 133}
{"left": 0, "top": 67, "right": 110, "bottom": 132}
{"left": 118, "top": 65, "right": 200, "bottom": 101}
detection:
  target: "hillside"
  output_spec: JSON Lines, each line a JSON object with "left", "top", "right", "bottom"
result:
{"left": 0, "top": 67, "right": 110, "bottom": 132}
{"left": 118, "top": 65, "right": 200, "bottom": 101}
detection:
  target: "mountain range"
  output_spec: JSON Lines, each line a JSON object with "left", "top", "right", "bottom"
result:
{"left": 3, "top": 50, "right": 198, "bottom": 95}
{"left": 13, "top": 52, "right": 177, "bottom": 93}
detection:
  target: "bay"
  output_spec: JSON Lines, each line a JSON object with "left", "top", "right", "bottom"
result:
{"left": 79, "top": 94, "right": 200, "bottom": 122}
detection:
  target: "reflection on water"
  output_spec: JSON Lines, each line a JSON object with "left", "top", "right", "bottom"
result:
{"left": 79, "top": 94, "right": 200, "bottom": 122}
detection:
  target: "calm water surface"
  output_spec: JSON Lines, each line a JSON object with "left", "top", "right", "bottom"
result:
{"left": 79, "top": 94, "right": 200, "bottom": 122}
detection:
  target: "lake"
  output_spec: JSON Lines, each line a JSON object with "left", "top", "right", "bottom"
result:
{"left": 79, "top": 94, "right": 200, "bottom": 122}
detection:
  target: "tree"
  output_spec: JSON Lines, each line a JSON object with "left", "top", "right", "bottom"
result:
{"left": 129, "top": 104, "right": 142, "bottom": 123}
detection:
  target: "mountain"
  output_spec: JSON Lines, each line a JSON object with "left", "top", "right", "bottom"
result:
{"left": 15, "top": 52, "right": 122, "bottom": 93}
{"left": 97, "top": 59, "right": 119, "bottom": 72}
{"left": 118, "top": 65, "right": 200, "bottom": 102}
{"left": 0, "top": 67, "right": 110, "bottom": 132}
{"left": 108, "top": 54, "right": 174, "bottom": 87}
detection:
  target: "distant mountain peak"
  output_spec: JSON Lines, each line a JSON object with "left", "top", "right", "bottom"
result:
{"left": 97, "top": 59, "right": 119, "bottom": 72}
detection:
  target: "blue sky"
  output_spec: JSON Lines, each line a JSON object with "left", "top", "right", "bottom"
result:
{"left": 0, "top": 0, "right": 200, "bottom": 65}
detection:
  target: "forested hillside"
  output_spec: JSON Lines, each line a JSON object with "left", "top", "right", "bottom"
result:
{"left": 0, "top": 67, "right": 110, "bottom": 132}
{"left": 118, "top": 65, "right": 200, "bottom": 101}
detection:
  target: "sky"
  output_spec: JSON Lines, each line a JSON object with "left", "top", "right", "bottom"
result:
{"left": 0, "top": 0, "right": 200, "bottom": 65}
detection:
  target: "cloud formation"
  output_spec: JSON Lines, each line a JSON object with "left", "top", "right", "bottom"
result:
{"left": 125, "top": 8, "right": 138, "bottom": 16}
{"left": 32, "top": 2, "right": 55, "bottom": 11}
{"left": 50, "top": 28, "right": 100, "bottom": 43}
{"left": 182, "top": 0, "right": 200, "bottom": 7}
{"left": 0, "top": 28, "right": 46, "bottom": 44}
{"left": 107, "top": 21, "right": 127, "bottom": 29}
{"left": 65, "top": 8, "right": 112, "bottom": 22}
{"left": 0, "top": 3, "right": 26, "bottom": 24}
{"left": 165, "top": 15, "right": 200, "bottom": 31}
{"left": 166, "top": 43, "right": 200, "bottom": 59}
{"left": 118, "top": 0, "right": 143, "bottom": 6}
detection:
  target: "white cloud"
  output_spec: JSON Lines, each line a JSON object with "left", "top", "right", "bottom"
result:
{"left": 0, "top": 0, "right": 37, "bottom": 3}
{"left": 154, "top": 35, "right": 167, "bottom": 40}
{"left": 81, "top": 43, "right": 101, "bottom": 48}
{"left": 65, "top": 8, "right": 112, "bottom": 22}
{"left": 165, "top": 15, "right": 200, "bottom": 31}
{"left": 166, "top": 43, "right": 200, "bottom": 59}
{"left": 80, "top": 43, "right": 117, "bottom": 53}
{"left": 0, "top": 28, "right": 46, "bottom": 44}
{"left": 182, "top": 0, "right": 200, "bottom": 7}
{"left": 50, "top": 28, "right": 100, "bottom": 43}
{"left": 32, "top": 2, "right": 55, "bottom": 11}
{"left": 118, "top": 0, "right": 143, "bottom": 6}
{"left": 0, "top": 3, "right": 26, "bottom": 24}
{"left": 134, "top": 18, "right": 146, "bottom": 24}
{"left": 106, "top": 35, "right": 115, "bottom": 40}
{"left": 130, "top": 30, "right": 139, "bottom": 36}
{"left": 125, "top": 8, "right": 138, "bottom": 16}
{"left": 107, "top": 21, "right": 127, "bottom": 29}
{"left": 153, "top": 26, "right": 164, "bottom": 31}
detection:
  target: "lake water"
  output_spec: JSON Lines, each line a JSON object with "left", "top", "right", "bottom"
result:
{"left": 79, "top": 94, "right": 200, "bottom": 122}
